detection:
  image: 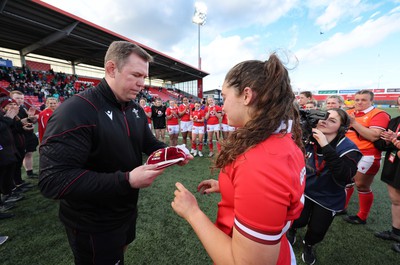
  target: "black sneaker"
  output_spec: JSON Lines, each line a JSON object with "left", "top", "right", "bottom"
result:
{"left": 17, "top": 182, "right": 35, "bottom": 189}
{"left": 302, "top": 242, "right": 316, "bottom": 265}
{"left": 393, "top": 243, "right": 400, "bottom": 253}
{"left": 13, "top": 185, "right": 32, "bottom": 193}
{"left": 27, "top": 173, "right": 39, "bottom": 179}
{"left": 335, "top": 209, "right": 348, "bottom": 216}
{"left": 0, "top": 212, "right": 14, "bottom": 220}
{"left": 375, "top": 230, "right": 400, "bottom": 243}
{"left": 286, "top": 228, "right": 296, "bottom": 245}
{"left": 0, "top": 202, "right": 16, "bottom": 212}
{"left": 2, "top": 192, "right": 24, "bottom": 203}
{"left": 343, "top": 215, "right": 366, "bottom": 225}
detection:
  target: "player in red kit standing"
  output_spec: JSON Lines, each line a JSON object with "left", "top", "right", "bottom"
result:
{"left": 221, "top": 107, "right": 235, "bottom": 140}
{"left": 172, "top": 54, "right": 305, "bottom": 265}
{"left": 190, "top": 102, "right": 205, "bottom": 157}
{"left": 166, "top": 100, "right": 180, "bottom": 146}
{"left": 178, "top": 97, "right": 194, "bottom": 151}
{"left": 38, "top": 97, "right": 58, "bottom": 142}
{"left": 139, "top": 98, "right": 152, "bottom": 131}
{"left": 204, "top": 96, "right": 222, "bottom": 157}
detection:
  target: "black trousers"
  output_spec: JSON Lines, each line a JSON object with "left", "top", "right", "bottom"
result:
{"left": 0, "top": 162, "right": 16, "bottom": 195}
{"left": 65, "top": 221, "right": 136, "bottom": 265}
{"left": 291, "top": 197, "right": 335, "bottom": 246}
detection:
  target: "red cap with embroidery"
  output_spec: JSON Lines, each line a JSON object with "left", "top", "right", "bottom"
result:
{"left": 146, "top": 146, "right": 188, "bottom": 169}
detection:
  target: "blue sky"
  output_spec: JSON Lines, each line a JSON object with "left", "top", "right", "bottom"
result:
{"left": 42, "top": 0, "right": 400, "bottom": 92}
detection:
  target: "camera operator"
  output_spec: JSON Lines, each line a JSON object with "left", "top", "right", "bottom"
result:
{"left": 287, "top": 108, "right": 362, "bottom": 265}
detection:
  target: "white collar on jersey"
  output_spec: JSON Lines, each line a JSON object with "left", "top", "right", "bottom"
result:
{"left": 273, "top": 120, "right": 293, "bottom": 134}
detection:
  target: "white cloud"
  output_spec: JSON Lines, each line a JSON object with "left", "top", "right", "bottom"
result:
{"left": 200, "top": 35, "right": 260, "bottom": 90}
{"left": 199, "top": 0, "right": 299, "bottom": 32}
{"left": 370, "top": 11, "right": 381, "bottom": 18}
{"left": 315, "top": 0, "right": 362, "bottom": 31}
{"left": 288, "top": 24, "right": 299, "bottom": 49}
{"left": 296, "top": 11, "right": 400, "bottom": 63}
{"left": 351, "top": 16, "right": 363, "bottom": 23}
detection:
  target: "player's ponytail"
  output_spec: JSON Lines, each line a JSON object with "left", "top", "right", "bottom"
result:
{"left": 215, "top": 53, "right": 303, "bottom": 169}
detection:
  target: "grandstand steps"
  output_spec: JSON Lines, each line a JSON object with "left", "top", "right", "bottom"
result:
{"left": 148, "top": 86, "right": 178, "bottom": 102}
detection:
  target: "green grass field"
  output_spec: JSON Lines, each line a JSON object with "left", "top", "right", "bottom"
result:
{"left": 1, "top": 108, "right": 399, "bottom": 264}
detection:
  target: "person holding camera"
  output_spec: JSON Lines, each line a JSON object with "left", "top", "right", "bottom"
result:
{"left": 287, "top": 108, "right": 362, "bottom": 265}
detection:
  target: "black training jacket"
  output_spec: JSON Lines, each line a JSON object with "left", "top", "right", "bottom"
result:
{"left": 39, "top": 78, "right": 166, "bottom": 233}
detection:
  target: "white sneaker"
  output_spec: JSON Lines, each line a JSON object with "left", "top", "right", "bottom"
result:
{"left": 193, "top": 150, "right": 198, "bottom": 157}
{"left": 190, "top": 149, "right": 195, "bottom": 154}
{"left": 198, "top": 151, "right": 203, "bottom": 157}
{"left": 208, "top": 152, "right": 214, "bottom": 157}
{"left": 0, "top": 236, "right": 8, "bottom": 245}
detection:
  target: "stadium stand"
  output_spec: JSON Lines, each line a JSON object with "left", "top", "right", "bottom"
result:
{"left": 0, "top": 0, "right": 209, "bottom": 103}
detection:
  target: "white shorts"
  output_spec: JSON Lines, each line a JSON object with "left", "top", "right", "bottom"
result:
{"left": 221, "top": 123, "right": 235, "bottom": 132}
{"left": 357, "top": 155, "right": 374, "bottom": 174}
{"left": 180, "top": 121, "right": 193, "bottom": 133}
{"left": 167, "top": 125, "right": 180, "bottom": 135}
{"left": 207, "top": 124, "right": 220, "bottom": 132}
{"left": 192, "top": 125, "right": 205, "bottom": 134}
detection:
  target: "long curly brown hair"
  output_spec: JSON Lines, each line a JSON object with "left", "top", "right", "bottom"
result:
{"left": 215, "top": 54, "right": 304, "bottom": 169}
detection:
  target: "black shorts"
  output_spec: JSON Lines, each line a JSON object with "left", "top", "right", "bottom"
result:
{"left": 65, "top": 221, "right": 136, "bottom": 265}
{"left": 25, "top": 133, "right": 39, "bottom": 152}
{"left": 153, "top": 118, "right": 166, "bottom": 130}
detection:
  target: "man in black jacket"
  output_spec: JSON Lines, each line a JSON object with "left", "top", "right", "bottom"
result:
{"left": 39, "top": 41, "right": 189, "bottom": 265}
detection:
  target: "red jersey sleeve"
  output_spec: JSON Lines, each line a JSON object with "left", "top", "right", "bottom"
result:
{"left": 216, "top": 134, "right": 305, "bottom": 245}
{"left": 369, "top": 111, "right": 390, "bottom": 130}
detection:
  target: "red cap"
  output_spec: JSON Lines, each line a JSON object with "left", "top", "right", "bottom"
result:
{"left": 146, "top": 146, "right": 186, "bottom": 169}
{"left": 0, "top": 95, "right": 17, "bottom": 109}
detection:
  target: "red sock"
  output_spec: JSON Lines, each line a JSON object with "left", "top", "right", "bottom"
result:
{"left": 344, "top": 185, "right": 354, "bottom": 209}
{"left": 209, "top": 142, "right": 213, "bottom": 152}
{"left": 192, "top": 142, "right": 197, "bottom": 150}
{"left": 199, "top": 143, "right": 203, "bottom": 151}
{"left": 217, "top": 142, "right": 221, "bottom": 152}
{"left": 357, "top": 189, "right": 374, "bottom": 221}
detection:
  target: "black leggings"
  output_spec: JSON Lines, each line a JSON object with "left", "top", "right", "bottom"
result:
{"left": 0, "top": 162, "right": 16, "bottom": 195}
{"left": 291, "top": 197, "right": 335, "bottom": 246}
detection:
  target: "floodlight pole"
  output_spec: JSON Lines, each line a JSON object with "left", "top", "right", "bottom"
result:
{"left": 193, "top": 3, "right": 206, "bottom": 70}
{"left": 197, "top": 23, "right": 201, "bottom": 69}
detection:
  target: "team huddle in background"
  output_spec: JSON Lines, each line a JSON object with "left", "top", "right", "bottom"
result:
{"left": 138, "top": 95, "right": 235, "bottom": 158}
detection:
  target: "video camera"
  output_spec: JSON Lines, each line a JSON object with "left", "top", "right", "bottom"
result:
{"left": 299, "top": 109, "right": 330, "bottom": 143}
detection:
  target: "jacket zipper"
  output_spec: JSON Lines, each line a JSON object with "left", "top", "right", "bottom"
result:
{"left": 122, "top": 109, "right": 130, "bottom": 137}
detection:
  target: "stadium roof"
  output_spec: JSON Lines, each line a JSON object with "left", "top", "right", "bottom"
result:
{"left": 0, "top": 0, "right": 209, "bottom": 83}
